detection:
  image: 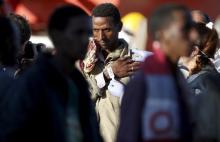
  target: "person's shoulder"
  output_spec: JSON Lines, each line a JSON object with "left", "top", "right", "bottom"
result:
{"left": 189, "top": 68, "right": 220, "bottom": 92}
{"left": 16, "top": 55, "right": 52, "bottom": 89}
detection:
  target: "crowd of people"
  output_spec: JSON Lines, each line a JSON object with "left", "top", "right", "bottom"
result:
{"left": 1, "top": 1, "right": 220, "bottom": 142}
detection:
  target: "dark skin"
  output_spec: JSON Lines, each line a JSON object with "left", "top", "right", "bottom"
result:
{"left": 53, "top": 15, "right": 92, "bottom": 76}
{"left": 92, "top": 16, "right": 140, "bottom": 79}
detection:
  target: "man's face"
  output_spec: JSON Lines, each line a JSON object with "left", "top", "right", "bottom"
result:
{"left": 59, "top": 15, "right": 92, "bottom": 60}
{"left": 161, "top": 11, "right": 192, "bottom": 58}
{"left": 92, "top": 16, "right": 121, "bottom": 52}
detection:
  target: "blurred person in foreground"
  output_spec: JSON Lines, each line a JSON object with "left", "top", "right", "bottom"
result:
{"left": 0, "top": 16, "right": 19, "bottom": 96}
{"left": 81, "top": 3, "right": 143, "bottom": 142}
{"left": 182, "top": 22, "right": 220, "bottom": 142}
{"left": 8, "top": 13, "right": 46, "bottom": 76}
{"left": 0, "top": 5, "right": 101, "bottom": 142}
{"left": 0, "top": 0, "right": 10, "bottom": 15}
{"left": 117, "top": 4, "right": 193, "bottom": 142}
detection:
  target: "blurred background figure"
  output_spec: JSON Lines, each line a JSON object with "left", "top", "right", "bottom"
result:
{"left": 0, "top": 16, "right": 19, "bottom": 78}
{"left": 119, "top": 12, "right": 147, "bottom": 50}
{"left": 8, "top": 13, "right": 46, "bottom": 76}
{"left": 118, "top": 4, "right": 193, "bottom": 142}
{"left": 214, "top": 15, "right": 220, "bottom": 37}
{"left": 0, "top": 4, "right": 102, "bottom": 142}
{"left": 0, "top": 16, "right": 19, "bottom": 97}
{"left": 179, "top": 10, "right": 211, "bottom": 77}
{"left": 119, "top": 12, "right": 152, "bottom": 63}
{"left": 213, "top": 15, "right": 220, "bottom": 72}
{"left": 182, "top": 22, "right": 220, "bottom": 142}
{"left": 0, "top": 0, "right": 11, "bottom": 15}
{"left": 191, "top": 10, "right": 210, "bottom": 24}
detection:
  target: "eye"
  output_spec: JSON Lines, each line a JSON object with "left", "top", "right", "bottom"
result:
{"left": 104, "top": 28, "right": 111, "bottom": 32}
{"left": 93, "top": 29, "right": 99, "bottom": 33}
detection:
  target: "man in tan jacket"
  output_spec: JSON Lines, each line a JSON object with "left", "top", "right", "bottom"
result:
{"left": 82, "top": 3, "right": 141, "bottom": 142}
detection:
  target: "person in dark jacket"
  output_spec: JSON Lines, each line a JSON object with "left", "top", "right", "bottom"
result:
{"left": 182, "top": 22, "right": 220, "bottom": 142}
{"left": 8, "top": 13, "right": 46, "bottom": 76}
{"left": 0, "top": 4, "right": 102, "bottom": 142}
{"left": 117, "top": 4, "right": 193, "bottom": 142}
{"left": 0, "top": 16, "right": 19, "bottom": 96}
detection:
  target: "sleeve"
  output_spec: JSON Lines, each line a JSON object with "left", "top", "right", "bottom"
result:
{"left": 117, "top": 70, "right": 146, "bottom": 142}
{"left": 94, "top": 72, "right": 106, "bottom": 89}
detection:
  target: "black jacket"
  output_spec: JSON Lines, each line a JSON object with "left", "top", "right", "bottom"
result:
{"left": 188, "top": 65, "right": 220, "bottom": 142}
{"left": 0, "top": 54, "right": 102, "bottom": 142}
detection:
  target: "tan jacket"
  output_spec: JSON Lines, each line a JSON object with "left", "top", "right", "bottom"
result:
{"left": 82, "top": 39, "right": 130, "bottom": 142}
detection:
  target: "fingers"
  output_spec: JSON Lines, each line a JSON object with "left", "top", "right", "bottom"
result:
{"left": 117, "top": 57, "right": 133, "bottom": 65}
{"left": 119, "top": 56, "right": 131, "bottom": 61}
{"left": 132, "top": 61, "right": 142, "bottom": 67}
{"left": 128, "top": 61, "right": 141, "bottom": 72}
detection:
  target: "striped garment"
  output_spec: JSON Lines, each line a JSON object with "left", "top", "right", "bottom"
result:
{"left": 118, "top": 48, "right": 192, "bottom": 142}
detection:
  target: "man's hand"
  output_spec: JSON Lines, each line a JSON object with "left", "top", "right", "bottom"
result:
{"left": 111, "top": 56, "right": 141, "bottom": 78}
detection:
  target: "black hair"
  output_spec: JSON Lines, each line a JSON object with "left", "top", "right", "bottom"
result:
{"left": 48, "top": 4, "right": 88, "bottom": 46}
{"left": 0, "top": 16, "right": 19, "bottom": 66}
{"left": 8, "top": 13, "right": 31, "bottom": 45}
{"left": 92, "top": 3, "right": 121, "bottom": 25}
{"left": 48, "top": 4, "right": 87, "bottom": 34}
{"left": 203, "top": 13, "right": 211, "bottom": 23}
{"left": 193, "top": 23, "right": 219, "bottom": 63}
{"left": 149, "top": 4, "right": 192, "bottom": 40}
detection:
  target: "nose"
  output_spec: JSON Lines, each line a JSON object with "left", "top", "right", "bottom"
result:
{"left": 97, "top": 30, "right": 105, "bottom": 41}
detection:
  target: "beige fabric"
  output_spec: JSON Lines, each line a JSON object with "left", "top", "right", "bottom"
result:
{"left": 83, "top": 39, "right": 130, "bottom": 142}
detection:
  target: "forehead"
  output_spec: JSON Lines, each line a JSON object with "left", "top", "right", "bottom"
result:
{"left": 171, "top": 10, "right": 192, "bottom": 30}
{"left": 173, "top": 11, "right": 186, "bottom": 24}
{"left": 66, "top": 15, "right": 91, "bottom": 30}
{"left": 92, "top": 16, "right": 115, "bottom": 28}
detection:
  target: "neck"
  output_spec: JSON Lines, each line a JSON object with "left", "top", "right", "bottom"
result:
{"left": 53, "top": 53, "right": 76, "bottom": 76}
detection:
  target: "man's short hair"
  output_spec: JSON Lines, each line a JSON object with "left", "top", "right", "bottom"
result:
{"left": 92, "top": 3, "right": 121, "bottom": 25}
{"left": 0, "top": 16, "right": 19, "bottom": 65}
{"left": 8, "top": 13, "right": 31, "bottom": 45}
{"left": 149, "top": 4, "right": 192, "bottom": 40}
{"left": 48, "top": 4, "right": 88, "bottom": 44}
